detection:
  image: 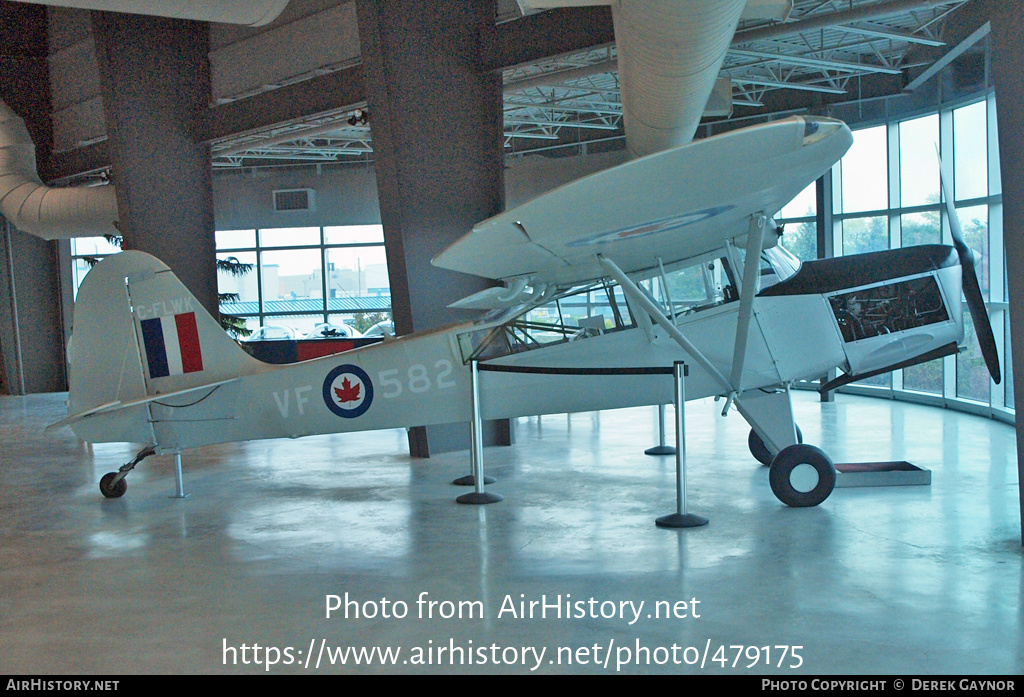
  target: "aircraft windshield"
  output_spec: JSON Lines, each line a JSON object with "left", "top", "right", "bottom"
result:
{"left": 732, "top": 243, "right": 802, "bottom": 291}
{"left": 456, "top": 281, "right": 636, "bottom": 364}
{"left": 764, "top": 245, "right": 801, "bottom": 281}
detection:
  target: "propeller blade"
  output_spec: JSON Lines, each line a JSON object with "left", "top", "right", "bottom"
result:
{"left": 938, "top": 149, "right": 1001, "bottom": 384}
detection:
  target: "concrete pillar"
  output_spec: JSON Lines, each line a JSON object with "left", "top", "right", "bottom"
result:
{"left": 0, "top": 222, "right": 67, "bottom": 394}
{"left": 91, "top": 11, "right": 218, "bottom": 316}
{"left": 0, "top": 2, "right": 50, "bottom": 173}
{"left": 0, "top": 3, "right": 65, "bottom": 395}
{"left": 357, "top": 1, "right": 509, "bottom": 456}
{"left": 989, "top": 5, "right": 1024, "bottom": 544}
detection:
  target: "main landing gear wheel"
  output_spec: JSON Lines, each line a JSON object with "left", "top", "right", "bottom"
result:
{"left": 99, "top": 472, "right": 127, "bottom": 499}
{"left": 748, "top": 425, "right": 802, "bottom": 466}
{"left": 769, "top": 444, "right": 835, "bottom": 508}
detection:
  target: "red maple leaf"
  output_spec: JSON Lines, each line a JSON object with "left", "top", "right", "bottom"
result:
{"left": 334, "top": 376, "right": 361, "bottom": 403}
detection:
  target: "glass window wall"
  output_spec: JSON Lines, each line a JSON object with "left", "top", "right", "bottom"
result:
{"left": 777, "top": 182, "right": 817, "bottom": 261}
{"left": 216, "top": 225, "right": 392, "bottom": 339}
{"left": 69, "top": 236, "right": 121, "bottom": 299}
{"left": 68, "top": 226, "right": 394, "bottom": 341}
{"left": 840, "top": 125, "right": 888, "bottom": 213}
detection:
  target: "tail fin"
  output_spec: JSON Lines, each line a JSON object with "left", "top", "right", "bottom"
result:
{"left": 66, "top": 251, "right": 260, "bottom": 442}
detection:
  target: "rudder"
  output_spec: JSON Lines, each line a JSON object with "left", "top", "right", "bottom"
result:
{"left": 67, "top": 251, "right": 261, "bottom": 441}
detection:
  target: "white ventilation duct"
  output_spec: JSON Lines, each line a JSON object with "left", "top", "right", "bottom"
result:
{"left": 1, "top": 1, "right": 292, "bottom": 238}
{"left": 0, "top": 99, "right": 119, "bottom": 240}
{"left": 8, "top": 0, "right": 290, "bottom": 26}
{"left": 613, "top": 0, "right": 747, "bottom": 158}
{"left": 519, "top": 0, "right": 748, "bottom": 159}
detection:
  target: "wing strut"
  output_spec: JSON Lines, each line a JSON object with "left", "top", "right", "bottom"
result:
{"left": 598, "top": 255, "right": 733, "bottom": 394}
{"left": 729, "top": 214, "right": 768, "bottom": 393}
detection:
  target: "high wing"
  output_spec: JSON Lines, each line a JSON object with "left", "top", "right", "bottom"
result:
{"left": 431, "top": 116, "right": 853, "bottom": 287}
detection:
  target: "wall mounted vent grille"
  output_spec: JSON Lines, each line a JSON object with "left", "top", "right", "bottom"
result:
{"left": 273, "top": 188, "right": 315, "bottom": 212}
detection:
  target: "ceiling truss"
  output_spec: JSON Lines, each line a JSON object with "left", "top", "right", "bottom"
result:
{"left": 209, "top": 0, "right": 973, "bottom": 168}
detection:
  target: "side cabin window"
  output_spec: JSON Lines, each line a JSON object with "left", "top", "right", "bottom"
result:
{"left": 456, "top": 281, "right": 636, "bottom": 364}
{"left": 640, "top": 256, "right": 738, "bottom": 321}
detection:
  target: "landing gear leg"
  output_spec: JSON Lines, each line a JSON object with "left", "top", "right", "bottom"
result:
{"left": 99, "top": 445, "right": 157, "bottom": 499}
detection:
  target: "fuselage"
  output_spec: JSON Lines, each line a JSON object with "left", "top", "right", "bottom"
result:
{"left": 81, "top": 243, "right": 964, "bottom": 454}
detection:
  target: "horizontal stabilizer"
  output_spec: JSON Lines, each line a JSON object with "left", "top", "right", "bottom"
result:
{"left": 47, "top": 378, "right": 240, "bottom": 431}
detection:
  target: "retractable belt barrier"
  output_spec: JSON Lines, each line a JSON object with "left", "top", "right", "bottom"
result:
{"left": 458, "top": 361, "right": 707, "bottom": 528}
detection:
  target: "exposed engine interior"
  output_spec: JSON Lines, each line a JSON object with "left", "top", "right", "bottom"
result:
{"left": 828, "top": 275, "right": 949, "bottom": 343}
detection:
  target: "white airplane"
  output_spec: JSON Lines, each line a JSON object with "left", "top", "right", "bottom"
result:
{"left": 45, "top": 1, "right": 1001, "bottom": 507}
{"left": 51, "top": 111, "right": 1000, "bottom": 508}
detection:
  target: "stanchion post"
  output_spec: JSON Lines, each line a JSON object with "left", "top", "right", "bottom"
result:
{"left": 457, "top": 359, "right": 503, "bottom": 505}
{"left": 656, "top": 362, "right": 707, "bottom": 528}
{"left": 453, "top": 359, "right": 496, "bottom": 486}
{"left": 645, "top": 404, "right": 677, "bottom": 455}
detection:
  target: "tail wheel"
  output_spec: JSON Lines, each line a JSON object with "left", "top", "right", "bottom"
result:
{"left": 748, "top": 425, "right": 802, "bottom": 466}
{"left": 769, "top": 444, "right": 835, "bottom": 508}
{"left": 99, "top": 472, "right": 127, "bottom": 499}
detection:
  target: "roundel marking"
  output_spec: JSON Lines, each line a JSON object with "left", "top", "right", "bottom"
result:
{"left": 323, "top": 364, "right": 374, "bottom": 418}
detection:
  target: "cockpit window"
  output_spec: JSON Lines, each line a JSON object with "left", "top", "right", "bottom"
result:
{"left": 456, "top": 280, "right": 636, "bottom": 364}
{"left": 639, "top": 256, "right": 737, "bottom": 321}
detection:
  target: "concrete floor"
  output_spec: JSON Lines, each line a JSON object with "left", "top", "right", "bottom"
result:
{"left": 0, "top": 390, "right": 1021, "bottom": 675}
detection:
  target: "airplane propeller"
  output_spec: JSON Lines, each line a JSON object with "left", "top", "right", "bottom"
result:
{"left": 938, "top": 151, "right": 1001, "bottom": 384}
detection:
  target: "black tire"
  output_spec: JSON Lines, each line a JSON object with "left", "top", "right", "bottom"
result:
{"left": 748, "top": 425, "right": 802, "bottom": 466}
{"left": 769, "top": 444, "right": 835, "bottom": 507}
{"left": 99, "top": 472, "right": 127, "bottom": 499}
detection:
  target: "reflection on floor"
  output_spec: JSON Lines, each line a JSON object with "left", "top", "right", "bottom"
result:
{"left": 0, "top": 391, "right": 1020, "bottom": 675}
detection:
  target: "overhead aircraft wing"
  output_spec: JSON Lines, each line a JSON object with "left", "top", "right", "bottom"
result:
{"left": 432, "top": 116, "right": 852, "bottom": 287}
